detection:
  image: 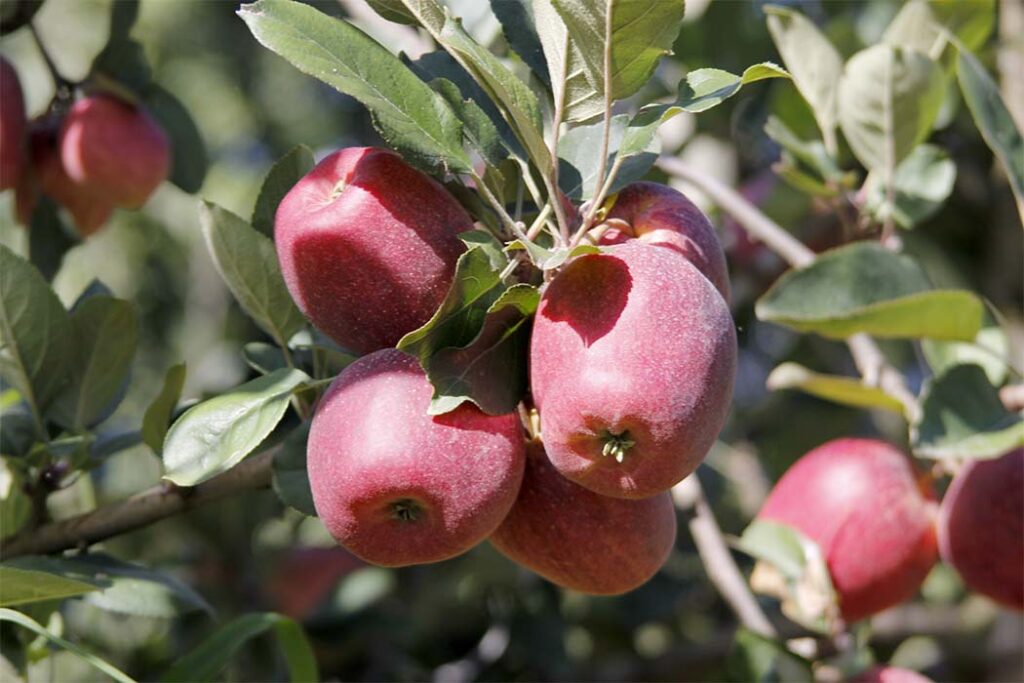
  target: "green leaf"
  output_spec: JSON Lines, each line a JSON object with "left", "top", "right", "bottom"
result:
{"left": 548, "top": 0, "right": 686, "bottom": 103}
{"left": 252, "top": 145, "right": 315, "bottom": 238}
{"left": 490, "top": 0, "right": 549, "bottom": 86}
{"left": 365, "top": 0, "right": 417, "bottom": 24}
{"left": 619, "top": 63, "right": 789, "bottom": 160}
{"left": 957, "top": 48, "right": 1024, "bottom": 207}
{"left": 200, "top": 202, "right": 306, "bottom": 347}
{"left": 144, "top": 83, "right": 208, "bottom": 194}
{"left": 0, "top": 608, "right": 136, "bottom": 683}
{"left": 239, "top": 0, "right": 470, "bottom": 174}
{"left": 425, "top": 284, "right": 539, "bottom": 415}
{"left": 921, "top": 325, "right": 1010, "bottom": 387}
{"left": 863, "top": 144, "right": 956, "bottom": 228}
{"left": 0, "top": 0, "right": 44, "bottom": 35}
{"left": 142, "top": 363, "right": 186, "bottom": 455}
{"left": 431, "top": 78, "right": 506, "bottom": 169}
{"left": 109, "top": 0, "right": 140, "bottom": 40}
{"left": 90, "top": 38, "right": 152, "bottom": 97}
{"left": 560, "top": 114, "right": 660, "bottom": 200}
{"left": 243, "top": 342, "right": 289, "bottom": 376}
{"left": 0, "top": 244, "right": 73, "bottom": 429}
{"left": 506, "top": 240, "right": 599, "bottom": 270}
{"left": 48, "top": 297, "right": 138, "bottom": 430}
{"left": 162, "top": 612, "right": 318, "bottom": 683}
{"left": 913, "top": 364, "right": 1024, "bottom": 460}
{"left": 767, "top": 362, "right": 906, "bottom": 415}
{"left": 764, "top": 5, "right": 843, "bottom": 147}
{"left": 763, "top": 116, "right": 845, "bottom": 184}
{"left": 163, "top": 368, "right": 310, "bottom": 486}
{"left": 272, "top": 422, "right": 316, "bottom": 516}
{"left": 0, "top": 458, "right": 30, "bottom": 539}
{"left": 0, "top": 400, "right": 36, "bottom": 457}
{"left": 726, "top": 628, "right": 814, "bottom": 683}
{"left": 28, "top": 197, "right": 79, "bottom": 283}
{"left": 0, "top": 558, "right": 105, "bottom": 607}
{"left": 397, "top": 246, "right": 507, "bottom": 363}
{"left": 837, "top": 44, "right": 945, "bottom": 171}
{"left": 883, "top": 0, "right": 995, "bottom": 59}
{"left": 532, "top": 0, "right": 602, "bottom": 123}
{"left": 755, "top": 242, "right": 984, "bottom": 341}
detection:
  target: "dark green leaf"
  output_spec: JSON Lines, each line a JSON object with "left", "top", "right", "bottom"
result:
{"left": 913, "top": 364, "right": 1024, "bottom": 460}
{"left": 864, "top": 144, "right": 956, "bottom": 228}
{"left": 431, "top": 78, "right": 506, "bottom": 169}
{"left": 252, "top": 145, "right": 315, "bottom": 238}
{"left": 243, "top": 342, "right": 289, "bottom": 376}
{"left": 0, "top": 0, "right": 44, "bottom": 35}
{"left": 837, "top": 45, "right": 945, "bottom": 171}
{"left": 49, "top": 297, "right": 138, "bottom": 430}
{"left": 766, "top": 362, "right": 906, "bottom": 415}
{"left": 200, "top": 202, "right": 306, "bottom": 346}
{"left": 0, "top": 244, "right": 73, "bottom": 428}
{"left": 90, "top": 429, "right": 144, "bottom": 460}
{"left": 162, "top": 612, "right": 318, "bottom": 683}
{"left": 365, "top": 0, "right": 417, "bottom": 24}
{"left": 0, "top": 457, "right": 30, "bottom": 539}
{"left": 109, "top": 0, "right": 140, "bottom": 40}
{"left": 144, "top": 84, "right": 208, "bottom": 193}
{"left": 0, "top": 400, "right": 36, "bottom": 457}
{"left": 490, "top": 0, "right": 549, "bottom": 85}
{"left": 0, "top": 608, "right": 136, "bottom": 683}
{"left": 726, "top": 628, "right": 814, "bottom": 683}
{"left": 28, "top": 197, "right": 79, "bottom": 283}
{"left": 90, "top": 38, "right": 152, "bottom": 97}
{"left": 162, "top": 368, "right": 310, "bottom": 486}
{"left": 755, "top": 242, "right": 984, "bottom": 341}
{"left": 271, "top": 422, "right": 316, "bottom": 516}
{"left": 426, "top": 284, "right": 538, "bottom": 415}
{"left": 142, "top": 363, "right": 186, "bottom": 455}
{"left": 239, "top": 0, "right": 470, "bottom": 174}
{"left": 957, "top": 48, "right": 1024, "bottom": 206}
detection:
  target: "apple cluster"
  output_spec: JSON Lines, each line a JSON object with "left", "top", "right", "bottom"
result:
{"left": 0, "top": 57, "right": 169, "bottom": 236}
{"left": 275, "top": 147, "right": 737, "bottom": 595}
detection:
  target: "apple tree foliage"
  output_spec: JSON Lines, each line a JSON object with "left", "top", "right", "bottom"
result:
{"left": 0, "top": 0, "right": 1020, "bottom": 680}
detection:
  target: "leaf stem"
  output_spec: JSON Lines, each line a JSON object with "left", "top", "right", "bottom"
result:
{"left": 582, "top": 9, "right": 616, "bottom": 235}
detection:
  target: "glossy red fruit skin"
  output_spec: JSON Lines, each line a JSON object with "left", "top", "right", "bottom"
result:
{"left": 601, "top": 181, "right": 730, "bottom": 302}
{"left": 308, "top": 349, "right": 526, "bottom": 567}
{"left": 938, "top": 448, "right": 1023, "bottom": 610}
{"left": 0, "top": 57, "right": 27, "bottom": 191}
{"left": 758, "top": 438, "right": 938, "bottom": 624}
{"left": 851, "top": 665, "right": 934, "bottom": 683}
{"left": 30, "top": 124, "right": 114, "bottom": 236}
{"left": 59, "top": 95, "right": 169, "bottom": 208}
{"left": 275, "top": 147, "right": 473, "bottom": 354}
{"left": 490, "top": 441, "right": 677, "bottom": 595}
{"left": 530, "top": 240, "right": 737, "bottom": 499}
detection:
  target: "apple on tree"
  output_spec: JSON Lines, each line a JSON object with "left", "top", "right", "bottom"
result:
{"left": 0, "top": 56, "right": 27, "bottom": 192}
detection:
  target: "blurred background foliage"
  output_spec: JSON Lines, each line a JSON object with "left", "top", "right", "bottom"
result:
{"left": 0, "top": 0, "right": 1020, "bottom": 681}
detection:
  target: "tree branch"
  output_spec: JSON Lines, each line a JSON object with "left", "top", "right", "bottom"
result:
{"left": 0, "top": 450, "right": 276, "bottom": 559}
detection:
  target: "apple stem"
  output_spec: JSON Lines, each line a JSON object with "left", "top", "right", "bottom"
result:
{"left": 600, "top": 430, "right": 635, "bottom": 463}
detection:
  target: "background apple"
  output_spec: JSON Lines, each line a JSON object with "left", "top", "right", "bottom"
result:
{"left": 0, "top": 56, "right": 26, "bottom": 191}
{"left": 30, "top": 122, "right": 114, "bottom": 235}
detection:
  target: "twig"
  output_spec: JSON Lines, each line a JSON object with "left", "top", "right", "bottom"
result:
{"left": 0, "top": 450, "right": 276, "bottom": 559}
{"left": 656, "top": 156, "right": 921, "bottom": 421}
{"left": 674, "top": 474, "right": 778, "bottom": 639}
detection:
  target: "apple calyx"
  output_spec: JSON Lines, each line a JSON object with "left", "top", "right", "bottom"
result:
{"left": 390, "top": 499, "right": 423, "bottom": 523}
{"left": 601, "top": 430, "right": 635, "bottom": 463}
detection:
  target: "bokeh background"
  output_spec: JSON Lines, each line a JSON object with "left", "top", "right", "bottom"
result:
{"left": 1, "top": 0, "right": 1021, "bottom": 680}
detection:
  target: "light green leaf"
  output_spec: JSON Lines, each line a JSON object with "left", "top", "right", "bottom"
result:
{"left": 763, "top": 116, "right": 845, "bottom": 184}
{"left": 764, "top": 5, "right": 843, "bottom": 147}
{"left": 767, "top": 362, "right": 906, "bottom": 415}
{"left": 365, "top": 0, "right": 417, "bottom": 24}
{"left": 0, "top": 608, "right": 137, "bottom": 683}
{"left": 142, "top": 363, "right": 186, "bottom": 455}
{"left": 957, "top": 48, "right": 1024, "bottom": 208}
{"left": 271, "top": 423, "right": 316, "bottom": 516}
{"left": 560, "top": 114, "right": 660, "bottom": 200}
{"left": 0, "top": 244, "right": 73, "bottom": 429}
{"left": 921, "top": 325, "right": 1010, "bottom": 387}
{"left": 49, "top": 297, "right": 138, "bottom": 430}
{"left": 163, "top": 368, "right": 310, "bottom": 486}
{"left": 252, "top": 145, "right": 315, "bottom": 238}
{"left": 532, "top": 0, "right": 602, "bottom": 123}
{"left": 200, "top": 202, "right": 306, "bottom": 347}
{"left": 162, "top": 612, "right": 318, "bottom": 683}
{"left": 0, "top": 559, "right": 105, "bottom": 607}
{"left": 883, "top": 0, "right": 995, "bottom": 60}
{"left": 913, "top": 364, "right": 1024, "bottom": 460}
{"left": 837, "top": 44, "right": 945, "bottom": 171}
{"left": 239, "top": 0, "right": 470, "bottom": 174}
{"left": 864, "top": 144, "right": 957, "bottom": 228}
{"left": 756, "top": 242, "right": 984, "bottom": 341}
{"left": 491, "top": 0, "right": 549, "bottom": 86}
{"left": 0, "top": 458, "right": 30, "bottom": 539}
{"left": 506, "top": 240, "right": 600, "bottom": 270}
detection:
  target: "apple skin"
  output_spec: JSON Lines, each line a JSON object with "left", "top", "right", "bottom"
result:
{"left": 29, "top": 123, "right": 114, "bottom": 235}
{"left": 265, "top": 547, "right": 363, "bottom": 620}
{"left": 938, "top": 448, "right": 1023, "bottom": 610}
{"left": 275, "top": 147, "right": 473, "bottom": 354}
{"left": 0, "top": 57, "right": 27, "bottom": 191}
{"left": 758, "top": 438, "right": 938, "bottom": 624}
{"left": 530, "top": 240, "right": 736, "bottom": 499}
{"left": 601, "top": 181, "right": 730, "bottom": 302}
{"left": 851, "top": 666, "right": 934, "bottom": 683}
{"left": 307, "top": 348, "right": 526, "bottom": 567}
{"left": 490, "top": 441, "right": 677, "bottom": 595}
{"left": 59, "top": 95, "right": 169, "bottom": 208}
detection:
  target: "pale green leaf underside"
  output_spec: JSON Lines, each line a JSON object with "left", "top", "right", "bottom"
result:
{"left": 767, "top": 362, "right": 906, "bottom": 415}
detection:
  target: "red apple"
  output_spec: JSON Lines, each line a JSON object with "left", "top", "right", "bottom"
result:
{"left": 490, "top": 440, "right": 677, "bottom": 595}
{"left": 851, "top": 666, "right": 934, "bottom": 683}
{"left": 0, "top": 57, "right": 27, "bottom": 191}
{"left": 31, "top": 123, "right": 114, "bottom": 236}
{"left": 307, "top": 348, "right": 526, "bottom": 567}
{"left": 938, "top": 448, "right": 1023, "bottom": 610}
{"left": 758, "top": 438, "right": 938, "bottom": 623}
{"left": 275, "top": 147, "right": 473, "bottom": 354}
{"left": 59, "top": 95, "right": 169, "bottom": 208}
{"left": 530, "top": 240, "right": 736, "bottom": 499}
{"left": 601, "top": 181, "right": 730, "bottom": 302}
{"left": 265, "top": 547, "right": 363, "bottom": 620}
